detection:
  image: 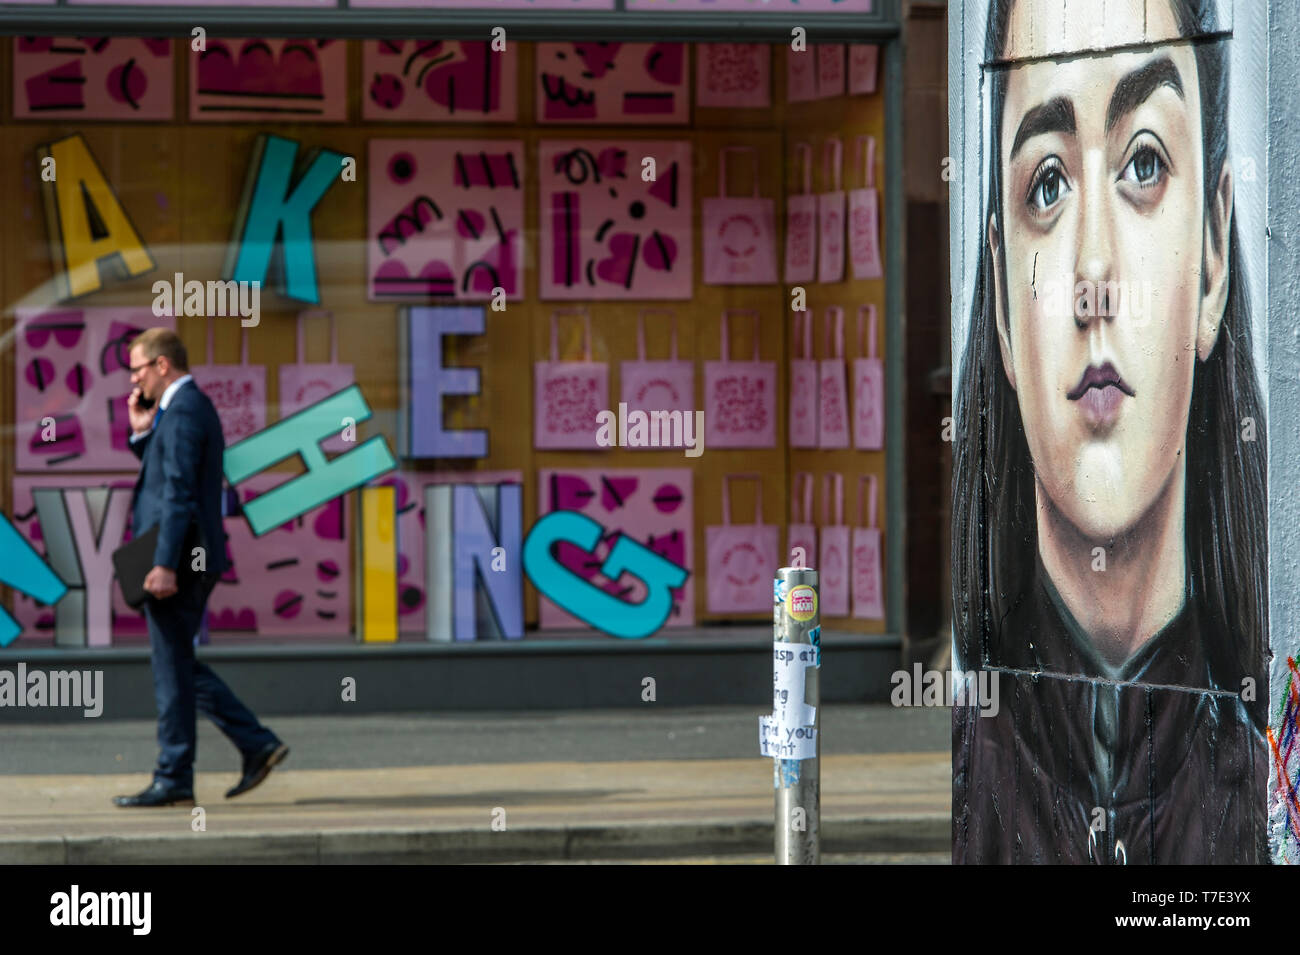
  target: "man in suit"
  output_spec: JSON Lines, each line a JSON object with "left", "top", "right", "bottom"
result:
{"left": 113, "top": 328, "right": 289, "bottom": 808}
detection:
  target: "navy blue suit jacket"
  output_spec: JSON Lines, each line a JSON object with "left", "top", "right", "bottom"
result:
{"left": 129, "top": 379, "right": 228, "bottom": 579}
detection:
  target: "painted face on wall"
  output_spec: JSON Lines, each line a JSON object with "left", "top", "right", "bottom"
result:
{"left": 991, "top": 0, "right": 1232, "bottom": 542}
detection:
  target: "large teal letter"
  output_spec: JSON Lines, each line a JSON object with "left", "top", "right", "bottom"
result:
{"left": 224, "top": 134, "right": 343, "bottom": 304}
{"left": 223, "top": 386, "right": 397, "bottom": 536}
{"left": 522, "top": 511, "right": 688, "bottom": 639}
{"left": 0, "top": 513, "right": 68, "bottom": 647}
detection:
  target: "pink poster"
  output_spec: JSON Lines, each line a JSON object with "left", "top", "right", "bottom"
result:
{"left": 212, "top": 476, "right": 352, "bottom": 637}
{"left": 848, "top": 44, "right": 880, "bottom": 96}
{"left": 13, "top": 37, "right": 173, "bottom": 121}
{"left": 538, "top": 467, "right": 694, "bottom": 629}
{"left": 539, "top": 139, "right": 693, "bottom": 300}
{"left": 629, "top": 0, "right": 872, "bottom": 9}
{"left": 352, "top": 0, "right": 612, "bottom": 7}
{"left": 73, "top": 0, "right": 332, "bottom": 6}
{"left": 15, "top": 307, "right": 174, "bottom": 473}
{"left": 373, "top": 470, "right": 523, "bottom": 635}
{"left": 189, "top": 39, "right": 347, "bottom": 122}
{"left": 695, "top": 43, "right": 770, "bottom": 110}
{"left": 189, "top": 323, "right": 267, "bottom": 448}
{"left": 536, "top": 43, "right": 688, "bottom": 125}
{"left": 369, "top": 139, "right": 525, "bottom": 302}
{"left": 362, "top": 40, "right": 518, "bottom": 123}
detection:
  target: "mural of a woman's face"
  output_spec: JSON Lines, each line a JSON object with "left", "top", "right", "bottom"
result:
{"left": 990, "top": 0, "right": 1234, "bottom": 542}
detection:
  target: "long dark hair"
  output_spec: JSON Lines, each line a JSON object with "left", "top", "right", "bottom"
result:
{"left": 952, "top": 0, "right": 1267, "bottom": 724}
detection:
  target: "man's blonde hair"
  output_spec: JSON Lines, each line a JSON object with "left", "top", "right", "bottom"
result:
{"left": 130, "top": 327, "right": 189, "bottom": 372}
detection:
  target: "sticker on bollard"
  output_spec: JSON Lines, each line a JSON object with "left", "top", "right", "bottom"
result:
{"left": 759, "top": 640, "right": 819, "bottom": 758}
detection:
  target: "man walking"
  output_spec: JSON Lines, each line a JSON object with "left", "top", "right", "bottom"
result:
{"left": 113, "top": 327, "right": 288, "bottom": 808}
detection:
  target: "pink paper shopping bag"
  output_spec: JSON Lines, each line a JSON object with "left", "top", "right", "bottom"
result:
{"left": 620, "top": 309, "right": 695, "bottom": 443}
{"left": 190, "top": 318, "right": 267, "bottom": 447}
{"left": 534, "top": 309, "right": 609, "bottom": 451}
{"left": 703, "top": 146, "right": 779, "bottom": 286}
{"left": 849, "top": 135, "right": 884, "bottom": 280}
{"left": 816, "top": 44, "right": 846, "bottom": 98}
{"left": 784, "top": 141, "right": 816, "bottom": 284}
{"left": 819, "top": 306, "right": 851, "bottom": 449}
{"left": 852, "top": 474, "right": 885, "bottom": 620}
{"left": 786, "top": 46, "right": 817, "bottom": 103}
{"left": 696, "top": 43, "right": 770, "bottom": 109}
{"left": 704, "top": 310, "right": 776, "bottom": 449}
{"left": 788, "top": 310, "right": 818, "bottom": 448}
{"left": 818, "top": 138, "right": 846, "bottom": 284}
{"left": 853, "top": 305, "right": 885, "bottom": 450}
{"left": 706, "top": 474, "right": 780, "bottom": 614}
{"left": 818, "top": 472, "right": 851, "bottom": 617}
{"left": 787, "top": 471, "right": 817, "bottom": 572}
{"left": 279, "top": 310, "right": 355, "bottom": 454}
{"left": 848, "top": 44, "right": 879, "bottom": 95}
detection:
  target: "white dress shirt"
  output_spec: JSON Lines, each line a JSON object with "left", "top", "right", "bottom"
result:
{"left": 129, "top": 374, "right": 194, "bottom": 444}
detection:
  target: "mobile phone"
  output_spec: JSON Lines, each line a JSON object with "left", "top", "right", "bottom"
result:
{"left": 136, "top": 392, "right": 155, "bottom": 410}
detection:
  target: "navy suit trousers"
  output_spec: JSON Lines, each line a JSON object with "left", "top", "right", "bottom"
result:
{"left": 144, "top": 575, "right": 277, "bottom": 790}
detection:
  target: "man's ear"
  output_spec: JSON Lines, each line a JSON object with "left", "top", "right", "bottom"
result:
{"left": 1197, "top": 163, "right": 1233, "bottom": 362}
{"left": 989, "top": 213, "right": 1017, "bottom": 391}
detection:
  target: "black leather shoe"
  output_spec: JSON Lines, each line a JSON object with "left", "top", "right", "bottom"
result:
{"left": 113, "top": 781, "right": 195, "bottom": 808}
{"left": 225, "top": 742, "right": 289, "bottom": 799}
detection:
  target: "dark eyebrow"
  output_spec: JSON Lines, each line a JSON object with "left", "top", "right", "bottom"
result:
{"left": 1105, "top": 56, "right": 1184, "bottom": 133}
{"left": 1009, "top": 97, "right": 1075, "bottom": 161}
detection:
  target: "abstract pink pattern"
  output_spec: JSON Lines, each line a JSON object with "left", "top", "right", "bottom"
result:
{"left": 538, "top": 468, "right": 694, "bottom": 629}
{"left": 362, "top": 40, "right": 518, "bottom": 122}
{"left": 189, "top": 38, "right": 346, "bottom": 121}
{"left": 15, "top": 307, "right": 174, "bottom": 472}
{"left": 536, "top": 43, "right": 688, "bottom": 124}
{"left": 695, "top": 43, "right": 769, "bottom": 109}
{"left": 539, "top": 140, "right": 693, "bottom": 300}
{"left": 212, "top": 476, "right": 352, "bottom": 637}
{"left": 369, "top": 139, "right": 525, "bottom": 302}
{"left": 14, "top": 37, "right": 173, "bottom": 120}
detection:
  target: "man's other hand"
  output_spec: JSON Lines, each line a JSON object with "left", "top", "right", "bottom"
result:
{"left": 144, "top": 566, "right": 178, "bottom": 600}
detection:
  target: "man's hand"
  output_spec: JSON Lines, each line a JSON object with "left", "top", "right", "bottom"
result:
{"left": 127, "top": 387, "right": 155, "bottom": 436}
{"left": 144, "top": 566, "right": 178, "bottom": 600}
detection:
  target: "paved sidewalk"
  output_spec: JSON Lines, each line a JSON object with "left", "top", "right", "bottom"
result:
{"left": 0, "top": 705, "right": 951, "bottom": 863}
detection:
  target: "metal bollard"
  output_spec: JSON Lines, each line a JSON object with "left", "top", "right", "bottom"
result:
{"left": 764, "top": 566, "right": 821, "bottom": 865}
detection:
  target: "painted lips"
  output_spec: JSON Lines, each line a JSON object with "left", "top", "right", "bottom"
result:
{"left": 1067, "top": 361, "right": 1134, "bottom": 429}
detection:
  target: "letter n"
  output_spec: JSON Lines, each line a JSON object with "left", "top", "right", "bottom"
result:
{"left": 0, "top": 514, "right": 68, "bottom": 648}
{"left": 223, "top": 134, "right": 343, "bottom": 304}
{"left": 426, "top": 483, "right": 524, "bottom": 641}
{"left": 39, "top": 134, "right": 155, "bottom": 300}
{"left": 222, "top": 385, "right": 397, "bottom": 536}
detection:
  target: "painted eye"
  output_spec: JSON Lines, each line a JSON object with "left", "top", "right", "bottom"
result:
{"left": 1028, "top": 160, "right": 1069, "bottom": 213}
{"left": 1122, "top": 145, "right": 1165, "bottom": 186}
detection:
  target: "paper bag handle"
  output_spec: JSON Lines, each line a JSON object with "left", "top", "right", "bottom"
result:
{"left": 636, "top": 309, "right": 679, "bottom": 361}
{"left": 858, "top": 473, "right": 879, "bottom": 529}
{"left": 721, "top": 309, "right": 761, "bottom": 362}
{"left": 824, "top": 306, "right": 845, "bottom": 360}
{"left": 822, "top": 137, "right": 843, "bottom": 193}
{"left": 722, "top": 473, "right": 764, "bottom": 526}
{"left": 822, "top": 471, "right": 843, "bottom": 526}
{"left": 718, "top": 145, "right": 760, "bottom": 198}
{"left": 550, "top": 308, "right": 591, "bottom": 362}
{"left": 856, "top": 304, "right": 878, "bottom": 359}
